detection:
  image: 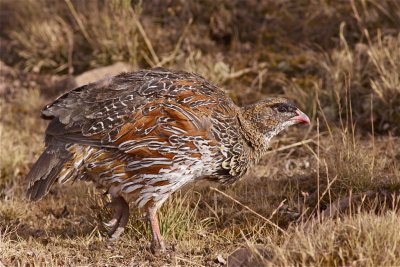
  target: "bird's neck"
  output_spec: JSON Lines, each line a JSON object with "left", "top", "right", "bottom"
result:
{"left": 236, "top": 111, "right": 271, "bottom": 161}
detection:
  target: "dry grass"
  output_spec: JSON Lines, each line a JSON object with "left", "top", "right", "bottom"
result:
{"left": 4, "top": 0, "right": 145, "bottom": 73}
{"left": 266, "top": 211, "right": 400, "bottom": 266}
{"left": 1, "top": 0, "right": 400, "bottom": 266}
{"left": 0, "top": 89, "right": 46, "bottom": 191}
{"left": 317, "top": 29, "right": 400, "bottom": 134}
{"left": 66, "top": 0, "right": 144, "bottom": 68}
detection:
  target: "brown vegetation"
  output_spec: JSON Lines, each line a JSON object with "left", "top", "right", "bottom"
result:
{"left": 0, "top": 0, "right": 399, "bottom": 266}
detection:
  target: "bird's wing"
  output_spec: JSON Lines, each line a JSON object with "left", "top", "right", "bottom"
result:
{"left": 43, "top": 68, "right": 238, "bottom": 155}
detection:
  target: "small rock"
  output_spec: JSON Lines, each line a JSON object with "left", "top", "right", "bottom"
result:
{"left": 215, "top": 254, "right": 227, "bottom": 265}
{"left": 74, "top": 62, "right": 132, "bottom": 87}
{"left": 227, "top": 245, "right": 271, "bottom": 267}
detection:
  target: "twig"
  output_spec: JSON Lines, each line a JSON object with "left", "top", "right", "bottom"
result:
{"left": 174, "top": 257, "right": 204, "bottom": 266}
{"left": 140, "top": 50, "right": 155, "bottom": 67}
{"left": 309, "top": 175, "right": 338, "bottom": 218}
{"left": 64, "top": 19, "right": 74, "bottom": 75}
{"left": 226, "top": 62, "right": 268, "bottom": 80}
{"left": 64, "top": 0, "right": 95, "bottom": 47}
{"left": 134, "top": 17, "right": 160, "bottom": 66}
{"left": 210, "top": 187, "right": 289, "bottom": 236}
{"left": 156, "top": 18, "right": 193, "bottom": 67}
{"left": 265, "top": 139, "right": 313, "bottom": 155}
{"left": 268, "top": 199, "right": 287, "bottom": 220}
{"left": 54, "top": 16, "right": 74, "bottom": 74}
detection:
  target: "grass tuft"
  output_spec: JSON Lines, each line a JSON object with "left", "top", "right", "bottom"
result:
{"left": 267, "top": 212, "right": 400, "bottom": 266}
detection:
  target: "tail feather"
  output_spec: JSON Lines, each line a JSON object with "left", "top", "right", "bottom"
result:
{"left": 26, "top": 141, "right": 71, "bottom": 201}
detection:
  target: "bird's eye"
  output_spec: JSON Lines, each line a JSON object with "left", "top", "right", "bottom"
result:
{"left": 277, "top": 105, "right": 288, "bottom": 113}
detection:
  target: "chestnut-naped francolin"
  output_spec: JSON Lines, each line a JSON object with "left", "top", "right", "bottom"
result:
{"left": 26, "top": 68, "right": 310, "bottom": 252}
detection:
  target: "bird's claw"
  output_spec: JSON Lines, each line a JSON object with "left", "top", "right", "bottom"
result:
{"left": 102, "top": 196, "right": 129, "bottom": 241}
{"left": 108, "top": 226, "right": 125, "bottom": 242}
{"left": 103, "top": 218, "right": 118, "bottom": 228}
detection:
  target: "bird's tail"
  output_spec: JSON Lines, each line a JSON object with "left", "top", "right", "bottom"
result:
{"left": 26, "top": 139, "right": 72, "bottom": 201}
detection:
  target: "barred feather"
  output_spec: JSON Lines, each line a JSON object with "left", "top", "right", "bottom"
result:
{"left": 27, "top": 67, "right": 308, "bottom": 211}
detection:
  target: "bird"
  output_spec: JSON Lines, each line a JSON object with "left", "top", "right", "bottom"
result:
{"left": 26, "top": 68, "right": 310, "bottom": 253}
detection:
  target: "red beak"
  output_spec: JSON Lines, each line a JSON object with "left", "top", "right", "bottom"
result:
{"left": 291, "top": 109, "right": 310, "bottom": 125}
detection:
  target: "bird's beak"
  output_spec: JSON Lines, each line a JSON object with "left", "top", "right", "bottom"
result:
{"left": 291, "top": 109, "right": 311, "bottom": 125}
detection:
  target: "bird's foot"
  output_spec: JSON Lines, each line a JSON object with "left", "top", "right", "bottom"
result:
{"left": 147, "top": 206, "right": 167, "bottom": 254}
{"left": 103, "top": 196, "right": 130, "bottom": 241}
{"left": 150, "top": 239, "right": 166, "bottom": 254}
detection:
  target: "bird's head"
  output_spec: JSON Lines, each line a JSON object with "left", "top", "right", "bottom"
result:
{"left": 242, "top": 97, "right": 310, "bottom": 142}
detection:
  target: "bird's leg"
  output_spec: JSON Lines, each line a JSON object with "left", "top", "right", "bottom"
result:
{"left": 147, "top": 207, "right": 166, "bottom": 253}
{"left": 104, "top": 196, "right": 129, "bottom": 241}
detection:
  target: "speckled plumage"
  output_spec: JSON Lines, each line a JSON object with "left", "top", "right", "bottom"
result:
{"left": 26, "top": 68, "right": 310, "bottom": 252}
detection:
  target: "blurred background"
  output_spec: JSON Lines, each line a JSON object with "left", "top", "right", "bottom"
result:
{"left": 0, "top": 0, "right": 399, "bottom": 266}
{"left": 1, "top": 0, "right": 400, "bottom": 132}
